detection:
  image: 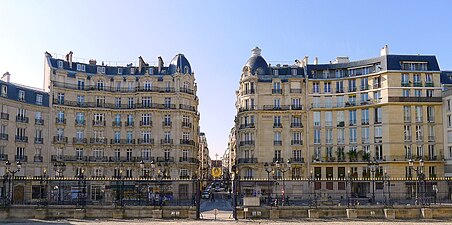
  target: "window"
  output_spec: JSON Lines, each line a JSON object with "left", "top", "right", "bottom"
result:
{"left": 426, "top": 89, "right": 433, "bottom": 97}
{"left": 348, "top": 79, "right": 356, "bottom": 92}
{"left": 360, "top": 93, "right": 369, "bottom": 103}
{"left": 360, "top": 78, "right": 368, "bottom": 90}
{"left": 313, "top": 97, "right": 320, "bottom": 108}
{"left": 97, "top": 67, "right": 105, "bottom": 74}
{"left": 404, "top": 106, "right": 411, "bottom": 122}
{"left": 118, "top": 68, "right": 123, "bottom": 74}
{"left": 314, "top": 129, "right": 321, "bottom": 144}
{"left": 404, "top": 125, "right": 412, "bottom": 141}
{"left": 1, "top": 85, "right": 7, "bottom": 97}
{"left": 325, "top": 96, "right": 332, "bottom": 108}
{"left": 415, "top": 106, "right": 423, "bottom": 123}
{"left": 130, "top": 68, "right": 135, "bottom": 74}
{"left": 415, "top": 125, "right": 423, "bottom": 141}
{"left": 349, "top": 128, "right": 357, "bottom": 143}
{"left": 403, "top": 89, "right": 410, "bottom": 97}
{"left": 325, "top": 129, "right": 333, "bottom": 144}
{"left": 291, "top": 69, "right": 297, "bottom": 76}
{"left": 164, "top": 97, "right": 172, "bottom": 108}
{"left": 349, "top": 110, "right": 357, "bottom": 125}
{"left": 273, "top": 70, "right": 279, "bottom": 76}
{"left": 273, "top": 82, "right": 281, "bottom": 93}
{"left": 313, "top": 112, "right": 320, "bottom": 127}
{"left": 324, "top": 82, "right": 331, "bottom": 93}
{"left": 336, "top": 81, "right": 344, "bottom": 93}
{"left": 401, "top": 74, "right": 409, "bottom": 84}
{"left": 375, "top": 145, "right": 383, "bottom": 160}
{"left": 18, "top": 90, "right": 25, "bottom": 101}
{"left": 414, "top": 89, "right": 422, "bottom": 97}
{"left": 274, "top": 116, "right": 282, "bottom": 127}
{"left": 144, "top": 81, "right": 152, "bottom": 91}
{"left": 142, "top": 114, "right": 151, "bottom": 126}
{"left": 312, "top": 82, "right": 319, "bottom": 93}
{"left": 35, "top": 94, "right": 43, "bottom": 105}
{"left": 325, "top": 111, "right": 332, "bottom": 127}
{"left": 427, "top": 106, "right": 434, "bottom": 122}
{"left": 362, "top": 127, "right": 370, "bottom": 144}
{"left": 77, "top": 79, "right": 85, "bottom": 90}
{"left": 96, "top": 80, "right": 104, "bottom": 90}
{"left": 374, "top": 126, "right": 382, "bottom": 141}
{"left": 337, "top": 128, "right": 344, "bottom": 144}
{"left": 337, "top": 111, "right": 344, "bottom": 126}
{"left": 273, "top": 98, "right": 280, "bottom": 108}
{"left": 374, "top": 107, "right": 382, "bottom": 124}
{"left": 128, "top": 97, "right": 134, "bottom": 108}
{"left": 57, "top": 60, "right": 63, "bottom": 68}
{"left": 361, "top": 109, "right": 369, "bottom": 125}
{"left": 293, "top": 150, "right": 302, "bottom": 161}
{"left": 142, "top": 96, "right": 152, "bottom": 108}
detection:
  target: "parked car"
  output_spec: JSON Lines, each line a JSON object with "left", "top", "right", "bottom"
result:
{"left": 202, "top": 191, "right": 210, "bottom": 199}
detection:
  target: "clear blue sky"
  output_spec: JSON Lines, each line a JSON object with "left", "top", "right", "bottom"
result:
{"left": 1, "top": 0, "right": 452, "bottom": 158}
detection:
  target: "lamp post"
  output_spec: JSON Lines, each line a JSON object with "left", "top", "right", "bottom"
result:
{"left": 308, "top": 168, "right": 315, "bottom": 208}
{"left": 408, "top": 158, "right": 424, "bottom": 205}
{"left": 39, "top": 168, "right": 48, "bottom": 207}
{"left": 346, "top": 169, "right": 351, "bottom": 208}
{"left": 77, "top": 169, "right": 85, "bottom": 208}
{"left": 264, "top": 162, "right": 273, "bottom": 206}
{"left": 53, "top": 161, "right": 66, "bottom": 205}
{"left": 231, "top": 165, "right": 238, "bottom": 220}
{"left": 5, "top": 160, "right": 21, "bottom": 205}
{"left": 367, "top": 159, "right": 379, "bottom": 204}
{"left": 275, "top": 160, "right": 291, "bottom": 206}
{"left": 432, "top": 184, "right": 438, "bottom": 205}
{"left": 383, "top": 168, "right": 391, "bottom": 206}
{"left": 149, "top": 160, "right": 156, "bottom": 205}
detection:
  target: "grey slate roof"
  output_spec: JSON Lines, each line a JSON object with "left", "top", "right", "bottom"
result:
{"left": 0, "top": 80, "right": 49, "bottom": 107}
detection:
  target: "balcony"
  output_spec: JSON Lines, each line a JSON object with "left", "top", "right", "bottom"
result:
{"left": 273, "top": 157, "right": 283, "bottom": 163}
{"left": 361, "top": 120, "right": 369, "bottom": 125}
{"left": 34, "top": 137, "right": 44, "bottom": 144}
{"left": 273, "top": 123, "right": 282, "bottom": 128}
{"left": 35, "top": 118, "right": 44, "bottom": 125}
{"left": 161, "top": 139, "right": 173, "bottom": 145}
{"left": 90, "top": 138, "right": 107, "bottom": 144}
{"left": 291, "top": 140, "right": 303, "bottom": 145}
{"left": 156, "top": 156, "right": 175, "bottom": 162}
{"left": 425, "top": 82, "right": 434, "bottom": 87}
{"left": 88, "top": 156, "right": 109, "bottom": 162}
{"left": 16, "top": 115, "right": 29, "bottom": 123}
{"left": 337, "top": 121, "right": 345, "bottom": 127}
{"left": 73, "top": 137, "right": 87, "bottom": 144}
{"left": 75, "top": 119, "right": 86, "bottom": 126}
{"left": 291, "top": 105, "right": 303, "bottom": 110}
{"left": 51, "top": 155, "right": 88, "bottom": 162}
{"left": 112, "top": 121, "right": 122, "bottom": 127}
{"left": 401, "top": 82, "right": 411, "bottom": 87}
{"left": 374, "top": 137, "right": 382, "bottom": 143}
{"left": 290, "top": 157, "right": 305, "bottom": 163}
{"left": 55, "top": 118, "right": 66, "bottom": 124}
{"left": 273, "top": 140, "right": 282, "bottom": 146}
{"left": 272, "top": 89, "right": 282, "bottom": 94}
{"left": 162, "top": 121, "right": 172, "bottom": 127}
{"left": 125, "top": 121, "right": 134, "bottom": 127}
{"left": 404, "top": 136, "right": 412, "bottom": 142}
{"left": 138, "top": 138, "right": 154, "bottom": 144}
{"left": 263, "top": 105, "right": 291, "bottom": 111}
{"left": 179, "top": 157, "right": 198, "bottom": 164}
{"left": 0, "top": 112, "right": 9, "bottom": 120}
{"left": 180, "top": 104, "right": 196, "bottom": 112}
{"left": 360, "top": 85, "right": 369, "bottom": 91}
{"left": 15, "top": 155, "right": 28, "bottom": 162}
{"left": 413, "top": 82, "right": 423, "bottom": 87}
{"left": 15, "top": 136, "right": 28, "bottom": 143}
{"left": 34, "top": 155, "right": 43, "bottom": 162}
{"left": 428, "top": 136, "right": 435, "bottom": 142}
{"left": 182, "top": 122, "right": 192, "bottom": 128}
{"left": 93, "top": 120, "right": 106, "bottom": 126}
{"left": 0, "top": 154, "right": 8, "bottom": 161}
{"left": 290, "top": 123, "right": 303, "bottom": 128}
{"left": 348, "top": 87, "right": 357, "bottom": 92}
{"left": 237, "top": 158, "right": 258, "bottom": 164}
{"left": 53, "top": 136, "right": 68, "bottom": 144}
{"left": 239, "top": 140, "right": 255, "bottom": 146}
{"left": 140, "top": 121, "right": 152, "bottom": 127}
{"left": 180, "top": 88, "right": 195, "bottom": 95}
{"left": 0, "top": 133, "right": 8, "bottom": 140}
{"left": 180, "top": 139, "right": 195, "bottom": 146}
{"left": 163, "top": 104, "right": 176, "bottom": 109}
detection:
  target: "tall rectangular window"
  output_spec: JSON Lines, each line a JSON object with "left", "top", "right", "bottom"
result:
{"left": 404, "top": 106, "right": 411, "bottom": 122}
{"left": 415, "top": 106, "right": 423, "bottom": 123}
{"left": 313, "top": 112, "right": 320, "bottom": 127}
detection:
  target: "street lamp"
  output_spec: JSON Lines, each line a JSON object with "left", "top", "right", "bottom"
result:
{"left": 346, "top": 169, "right": 351, "bottom": 208}
{"left": 139, "top": 160, "right": 145, "bottom": 178}
{"left": 5, "top": 160, "right": 21, "bottom": 205}
{"left": 383, "top": 168, "right": 391, "bottom": 206}
{"left": 308, "top": 168, "right": 315, "bottom": 208}
{"left": 231, "top": 164, "right": 238, "bottom": 220}
{"left": 367, "top": 159, "right": 379, "bottom": 204}
{"left": 53, "top": 161, "right": 66, "bottom": 205}
{"left": 77, "top": 168, "right": 86, "bottom": 208}
{"left": 39, "top": 168, "right": 48, "bottom": 207}
{"left": 275, "top": 159, "right": 291, "bottom": 206}
{"left": 264, "top": 162, "right": 273, "bottom": 206}
{"left": 408, "top": 158, "right": 424, "bottom": 205}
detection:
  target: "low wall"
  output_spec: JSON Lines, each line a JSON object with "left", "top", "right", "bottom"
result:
{"left": 0, "top": 205, "right": 197, "bottom": 220}
{"left": 236, "top": 205, "right": 452, "bottom": 220}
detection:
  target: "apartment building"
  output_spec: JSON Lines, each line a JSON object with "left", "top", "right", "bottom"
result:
{"left": 233, "top": 46, "right": 445, "bottom": 199}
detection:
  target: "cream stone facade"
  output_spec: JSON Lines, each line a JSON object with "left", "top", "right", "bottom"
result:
{"left": 233, "top": 46, "right": 446, "bottom": 199}
{"left": 0, "top": 72, "right": 51, "bottom": 203}
{"left": 43, "top": 52, "right": 200, "bottom": 198}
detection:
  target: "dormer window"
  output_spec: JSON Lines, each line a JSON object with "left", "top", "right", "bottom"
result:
{"left": 97, "top": 67, "right": 105, "bottom": 74}
{"left": 1, "top": 85, "right": 7, "bottom": 97}
{"left": 36, "top": 94, "right": 43, "bottom": 105}
{"left": 273, "top": 70, "right": 279, "bottom": 76}
{"left": 184, "top": 66, "right": 189, "bottom": 74}
{"left": 81, "top": 65, "right": 86, "bottom": 71}
{"left": 149, "top": 68, "right": 154, "bottom": 75}
{"left": 77, "top": 64, "right": 81, "bottom": 71}
{"left": 130, "top": 68, "right": 135, "bottom": 74}
{"left": 292, "top": 69, "right": 297, "bottom": 76}
{"left": 58, "top": 61, "right": 63, "bottom": 68}
{"left": 118, "top": 68, "right": 123, "bottom": 75}
{"left": 18, "top": 90, "right": 25, "bottom": 101}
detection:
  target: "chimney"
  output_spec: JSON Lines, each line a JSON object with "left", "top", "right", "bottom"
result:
{"left": 138, "top": 56, "right": 148, "bottom": 73}
{"left": 89, "top": 59, "right": 97, "bottom": 65}
{"left": 251, "top": 46, "right": 262, "bottom": 56}
{"left": 65, "top": 51, "right": 73, "bottom": 68}
{"left": 380, "top": 45, "right": 389, "bottom": 56}
{"left": 158, "top": 56, "right": 164, "bottom": 73}
{"left": 1, "top": 72, "right": 10, "bottom": 83}
{"left": 302, "top": 56, "right": 309, "bottom": 67}
{"left": 333, "top": 56, "right": 350, "bottom": 64}
{"left": 314, "top": 57, "right": 319, "bottom": 65}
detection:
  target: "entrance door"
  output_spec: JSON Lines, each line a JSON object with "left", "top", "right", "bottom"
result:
{"left": 13, "top": 186, "right": 24, "bottom": 204}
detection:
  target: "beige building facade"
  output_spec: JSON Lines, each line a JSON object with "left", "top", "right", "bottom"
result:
{"left": 233, "top": 46, "right": 446, "bottom": 200}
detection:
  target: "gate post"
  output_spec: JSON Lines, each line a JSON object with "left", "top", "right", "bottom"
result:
{"left": 195, "top": 177, "right": 201, "bottom": 220}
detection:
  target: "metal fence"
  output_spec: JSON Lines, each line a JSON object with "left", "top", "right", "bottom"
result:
{"left": 0, "top": 177, "right": 198, "bottom": 207}
{"left": 233, "top": 178, "right": 452, "bottom": 208}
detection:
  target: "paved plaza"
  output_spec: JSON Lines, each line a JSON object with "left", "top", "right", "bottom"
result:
{"left": 2, "top": 219, "right": 452, "bottom": 225}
